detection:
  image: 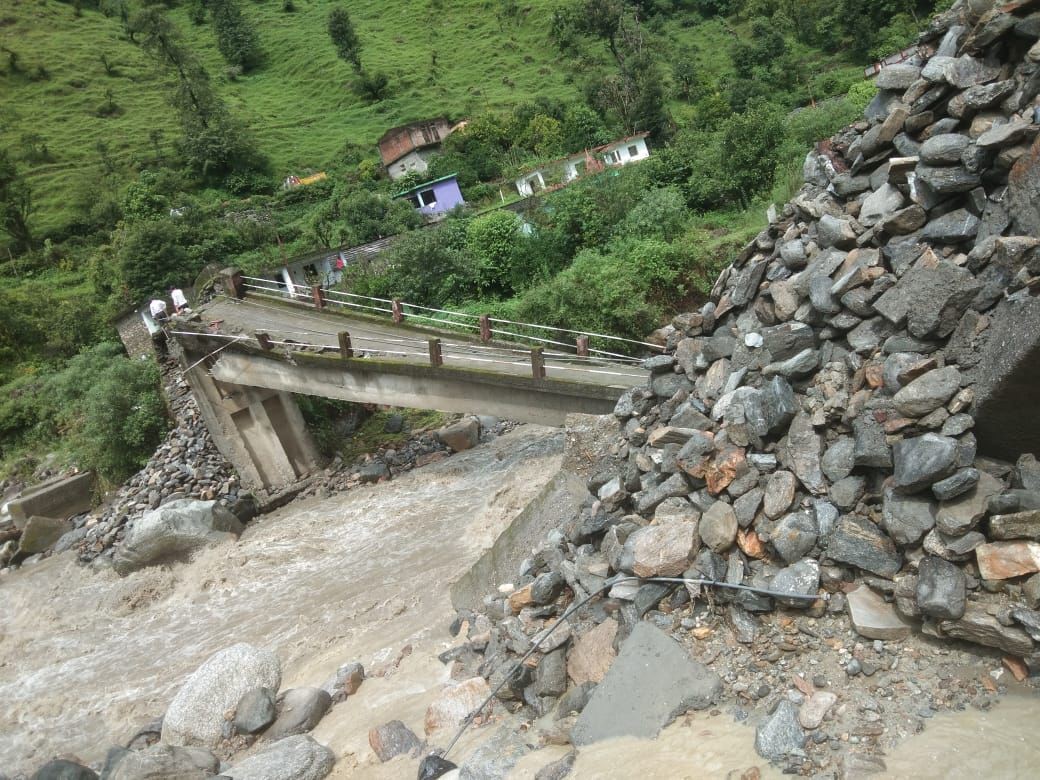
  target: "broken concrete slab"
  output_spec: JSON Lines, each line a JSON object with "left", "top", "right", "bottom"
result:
{"left": 571, "top": 622, "right": 722, "bottom": 746}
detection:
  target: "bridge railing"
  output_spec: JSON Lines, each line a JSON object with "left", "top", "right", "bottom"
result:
{"left": 237, "top": 274, "right": 662, "bottom": 362}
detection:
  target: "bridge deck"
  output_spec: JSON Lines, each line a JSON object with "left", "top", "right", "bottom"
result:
{"left": 193, "top": 296, "right": 650, "bottom": 390}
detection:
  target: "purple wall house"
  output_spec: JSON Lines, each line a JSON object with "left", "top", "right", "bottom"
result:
{"left": 395, "top": 174, "right": 465, "bottom": 217}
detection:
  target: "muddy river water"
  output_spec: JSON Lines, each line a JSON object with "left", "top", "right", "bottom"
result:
{"left": 1, "top": 426, "right": 1039, "bottom": 778}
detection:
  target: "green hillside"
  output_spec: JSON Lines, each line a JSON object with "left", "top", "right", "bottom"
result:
{"left": 3, "top": 0, "right": 595, "bottom": 231}
{"left": 0, "top": 0, "right": 944, "bottom": 482}
{"left": 1, "top": 0, "right": 873, "bottom": 233}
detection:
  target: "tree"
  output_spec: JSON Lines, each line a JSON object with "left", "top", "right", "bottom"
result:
{"left": 210, "top": 0, "right": 263, "bottom": 71}
{"left": 328, "top": 7, "right": 362, "bottom": 72}
{"left": 132, "top": 8, "right": 266, "bottom": 181}
{"left": 0, "top": 150, "right": 34, "bottom": 252}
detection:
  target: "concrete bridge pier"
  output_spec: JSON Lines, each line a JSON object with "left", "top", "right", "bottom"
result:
{"left": 174, "top": 343, "right": 321, "bottom": 493}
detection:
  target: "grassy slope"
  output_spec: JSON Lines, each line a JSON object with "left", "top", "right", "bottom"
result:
{"left": 3, "top": 0, "right": 590, "bottom": 232}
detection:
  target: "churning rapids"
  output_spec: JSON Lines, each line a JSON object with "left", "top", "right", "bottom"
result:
{"left": 2, "top": 425, "right": 1040, "bottom": 778}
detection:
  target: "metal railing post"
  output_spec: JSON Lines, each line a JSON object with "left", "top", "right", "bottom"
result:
{"left": 531, "top": 347, "right": 545, "bottom": 379}
{"left": 338, "top": 331, "right": 353, "bottom": 360}
{"left": 429, "top": 338, "right": 443, "bottom": 367}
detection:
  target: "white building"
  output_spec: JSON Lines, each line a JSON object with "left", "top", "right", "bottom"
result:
{"left": 514, "top": 133, "right": 651, "bottom": 197}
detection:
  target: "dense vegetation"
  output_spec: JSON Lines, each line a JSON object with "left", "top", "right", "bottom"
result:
{"left": 0, "top": 0, "right": 947, "bottom": 483}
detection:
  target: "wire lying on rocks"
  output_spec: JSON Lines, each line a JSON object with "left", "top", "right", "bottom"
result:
{"left": 427, "top": 573, "right": 826, "bottom": 771}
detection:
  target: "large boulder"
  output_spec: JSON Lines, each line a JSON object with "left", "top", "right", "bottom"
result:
{"left": 435, "top": 418, "right": 481, "bottom": 452}
{"left": 223, "top": 735, "right": 335, "bottom": 780}
{"left": 104, "top": 744, "right": 219, "bottom": 780}
{"left": 162, "top": 643, "right": 281, "bottom": 747}
{"left": 18, "top": 515, "right": 72, "bottom": 555}
{"left": 113, "top": 500, "right": 243, "bottom": 576}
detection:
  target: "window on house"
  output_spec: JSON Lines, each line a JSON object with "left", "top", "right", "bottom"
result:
{"left": 407, "top": 195, "right": 421, "bottom": 208}
{"left": 417, "top": 188, "right": 437, "bottom": 207}
{"left": 573, "top": 160, "right": 587, "bottom": 177}
{"left": 628, "top": 145, "right": 639, "bottom": 157}
{"left": 603, "top": 150, "right": 620, "bottom": 164}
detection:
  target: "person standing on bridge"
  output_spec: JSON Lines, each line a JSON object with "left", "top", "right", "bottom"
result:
{"left": 170, "top": 287, "right": 189, "bottom": 314}
{"left": 149, "top": 297, "right": 169, "bottom": 323}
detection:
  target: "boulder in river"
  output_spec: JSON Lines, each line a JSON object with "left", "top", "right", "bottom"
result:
{"left": 162, "top": 643, "right": 281, "bottom": 747}
{"left": 113, "top": 499, "right": 243, "bottom": 576}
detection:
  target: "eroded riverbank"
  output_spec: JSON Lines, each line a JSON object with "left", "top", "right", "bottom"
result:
{"left": 0, "top": 426, "right": 564, "bottom": 775}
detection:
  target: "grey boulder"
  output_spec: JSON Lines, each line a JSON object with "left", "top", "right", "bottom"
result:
{"left": 223, "top": 735, "right": 335, "bottom": 780}
{"left": 103, "top": 744, "right": 219, "bottom": 780}
{"left": 113, "top": 500, "right": 243, "bottom": 576}
{"left": 162, "top": 643, "right": 281, "bottom": 747}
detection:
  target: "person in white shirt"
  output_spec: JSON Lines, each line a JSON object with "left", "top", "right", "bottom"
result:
{"left": 149, "top": 298, "right": 168, "bottom": 322}
{"left": 170, "top": 287, "right": 189, "bottom": 314}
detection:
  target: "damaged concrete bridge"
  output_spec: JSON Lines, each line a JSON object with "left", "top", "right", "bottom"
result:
{"left": 167, "top": 271, "right": 651, "bottom": 492}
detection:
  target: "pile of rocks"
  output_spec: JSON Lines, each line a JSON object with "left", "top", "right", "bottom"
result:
{"left": 28, "top": 643, "right": 353, "bottom": 779}
{"left": 74, "top": 358, "right": 241, "bottom": 564}
{"left": 441, "top": 0, "right": 1040, "bottom": 770}
{"left": 297, "top": 414, "right": 518, "bottom": 500}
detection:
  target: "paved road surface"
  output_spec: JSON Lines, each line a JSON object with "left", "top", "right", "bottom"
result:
{"left": 191, "top": 296, "right": 650, "bottom": 389}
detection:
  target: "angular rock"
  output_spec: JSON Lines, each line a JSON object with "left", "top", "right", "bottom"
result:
{"left": 699, "top": 501, "right": 737, "bottom": 553}
{"left": 881, "top": 487, "right": 936, "bottom": 547}
{"left": 875, "top": 64, "right": 921, "bottom": 90}
{"left": 770, "top": 558, "right": 820, "bottom": 608}
{"left": 265, "top": 687, "right": 332, "bottom": 741}
{"left": 755, "top": 700, "right": 806, "bottom": 760}
{"left": 113, "top": 500, "right": 244, "bottom": 576}
{"left": 891, "top": 434, "right": 959, "bottom": 494}
{"left": 936, "top": 470, "right": 1002, "bottom": 534}
{"left": 162, "top": 643, "right": 281, "bottom": 747}
{"left": 620, "top": 522, "right": 698, "bottom": 577}
{"left": 458, "top": 722, "right": 531, "bottom": 779}
{"left": 223, "top": 735, "right": 335, "bottom": 780}
{"left": 892, "top": 366, "right": 962, "bottom": 417}
{"left": 571, "top": 623, "right": 722, "bottom": 746}
{"left": 859, "top": 184, "right": 906, "bottom": 227}
{"left": 976, "top": 541, "right": 1040, "bottom": 580}
{"left": 920, "top": 133, "right": 972, "bottom": 165}
{"left": 826, "top": 516, "right": 902, "bottom": 577}
{"left": 771, "top": 510, "right": 818, "bottom": 564}
{"left": 829, "top": 476, "right": 866, "bottom": 511}
{"left": 567, "top": 619, "right": 618, "bottom": 687}
{"left": 853, "top": 415, "right": 892, "bottom": 469}
{"left": 369, "top": 720, "right": 421, "bottom": 763}
{"left": 17, "top": 515, "right": 72, "bottom": 555}
{"left": 939, "top": 606, "right": 1034, "bottom": 656}
{"left": 921, "top": 209, "right": 980, "bottom": 243}
{"left": 931, "top": 468, "right": 980, "bottom": 501}
{"left": 916, "top": 556, "right": 967, "bottom": 620}
{"left": 846, "top": 584, "right": 912, "bottom": 640}
{"left": 760, "top": 322, "right": 816, "bottom": 362}
{"left": 989, "top": 510, "right": 1040, "bottom": 540}
{"left": 798, "top": 691, "right": 838, "bottom": 730}
{"left": 784, "top": 412, "right": 826, "bottom": 495}
{"left": 745, "top": 377, "right": 798, "bottom": 438}
{"left": 914, "top": 164, "right": 981, "bottom": 194}
{"left": 764, "top": 470, "right": 797, "bottom": 519}
{"left": 436, "top": 418, "right": 480, "bottom": 452}
{"left": 425, "top": 677, "right": 492, "bottom": 735}
{"left": 822, "top": 437, "right": 855, "bottom": 483}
